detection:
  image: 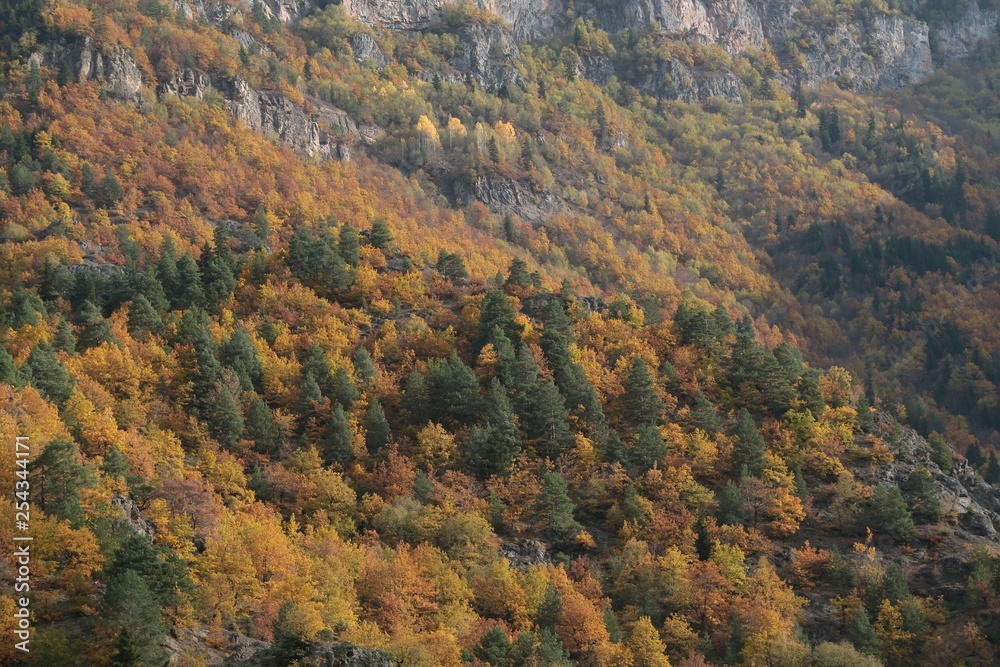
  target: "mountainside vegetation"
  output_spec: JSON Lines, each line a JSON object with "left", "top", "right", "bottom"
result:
{"left": 1, "top": 0, "right": 1000, "bottom": 666}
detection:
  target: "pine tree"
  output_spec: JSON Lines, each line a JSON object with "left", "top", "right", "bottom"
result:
{"left": 929, "top": 435, "right": 954, "bottom": 474}
{"left": 365, "top": 398, "right": 391, "bottom": 454}
{"left": 464, "top": 379, "right": 521, "bottom": 479}
{"left": 505, "top": 257, "right": 533, "bottom": 290}
{"left": 475, "top": 626, "right": 512, "bottom": 666}
{"left": 540, "top": 302, "right": 606, "bottom": 435}
{"left": 503, "top": 215, "right": 516, "bottom": 243}
{"left": 901, "top": 466, "right": 940, "bottom": 524}
{"left": 199, "top": 242, "right": 237, "bottom": 309}
{"left": 855, "top": 395, "right": 875, "bottom": 433}
{"left": 485, "top": 325, "right": 517, "bottom": 388}
{"left": 716, "top": 480, "right": 745, "bottom": 525}
{"left": 102, "top": 444, "right": 130, "bottom": 481}
{"left": 0, "top": 343, "right": 19, "bottom": 386}
{"left": 204, "top": 382, "right": 244, "bottom": 449}
{"left": 339, "top": 223, "right": 361, "bottom": 266}
{"left": 424, "top": 353, "right": 484, "bottom": 427}
{"left": 33, "top": 439, "right": 91, "bottom": 526}
{"left": 621, "top": 357, "right": 664, "bottom": 430}
{"left": 173, "top": 253, "right": 205, "bottom": 310}
{"left": 732, "top": 409, "right": 766, "bottom": 478}
{"left": 798, "top": 368, "right": 825, "bottom": 417}
{"left": 511, "top": 346, "right": 574, "bottom": 460}
{"left": 322, "top": 403, "right": 354, "bottom": 468}
{"left": 330, "top": 366, "right": 361, "bottom": 410}
{"left": 369, "top": 218, "right": 394, "bottom": 250}
{"left": 222, "top": 328, "right": 263, "bottom": 392}
{"left": 535, "top": 472, "right": 582, "bottom": 548}
{"left": 77, "top": 300, "right": 116, "bottom": 349}
{"left": 478, "top": 289, "right": 522, "bottom": 349}
{"left": 127, "top": 294, "right": 162, "bottom": 340}
{"left": 103, "top": 571, "right": 167, "bottom": 667}
{"left": 246, "top": 395, "right": 282, "bottom": 456}
{"left": 866, "top": 487, "right": 916, "bottom": 543}
{"left": 691, "top": 390, "right": 722, "bottom": 434}
{"left": 353, "top": 346, "right": 376, "bottom": 385}
{"left": 629, "top": 423, "right": 666, "bottom": 473}
{"left": 24, "top": 341, "right": 75, "bottom": 406}
{"left": 846, "top": 607, "right": 882, "bottom": 657}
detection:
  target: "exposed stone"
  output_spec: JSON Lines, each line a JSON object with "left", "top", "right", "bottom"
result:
{"left": 110, "top": 495, "right": 156, "bottom": 538}
{"left": 350, "top": 32, "right": 390, "bottom": 69}
{"left": 575, "top": 53, "right": 616, "bottom": 86}
{"left": 455, "top": 175, "right": 565, "bottom": 223}
{"left": 226, "top": 641, "right": 395, "bottom": 666}
{"left": 452, "top": 22, "right": 523, "bottom": 92}
{"left": 500, "top": 538, "right": 551, "bottom": 569}
{"left": 160, "top": 68, "right": 213, "bottom": 100}
{"left": 648, "top": 59, "right": 744, "bottom": 103}
{"left": 621, "top": 0, "right": 766, "bottom": 55}
{"left": 934, "top": 0, "right": 1000, "bottom": 65}
{"left": 30, "top": 36, "right": 144, "bottom": 101}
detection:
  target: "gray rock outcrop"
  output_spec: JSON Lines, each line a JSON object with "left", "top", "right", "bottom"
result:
{"left": 455, "top": 175, "right": 565, "bottom": 223}
{"left": 934, "top": 0, "right": 1000, "bottom": 65}
{"left": 30, "top": 36, "right": 144, "bottom": 101}
{"left": 226, "top": 641, "right": 395, "bottom": 667}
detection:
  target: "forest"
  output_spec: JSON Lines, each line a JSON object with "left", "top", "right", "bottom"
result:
{"left": 1, "top": 0, "right": 1000, "bottom": 665}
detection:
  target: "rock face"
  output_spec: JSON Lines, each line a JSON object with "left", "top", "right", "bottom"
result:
{"left": 934, "top": 0, "right": 1000, "bottom": 65}
{"left": 350, "top": 32, "right": 390, "bottom": 69}
{"left": 226, "top": 641, "right": 395, "bottom": 667}
{"left": 30, "top": 36, "right": 144, "bottom": 101}
{"left": 342, "top": 0, "right": 565, "bottom": 41}
{"left": 621, "top": 0, "right": 766, "bottom": 54}
{"left": 637, "top": 58, "right": 744, "bottom": 103}
{"left": 452, "top": 22, "right": 522, "bottom": 92}
{"left": 455, "top": 175, "right": 565, "bottom": 223}
{"left": 159, "top": 70, "right": 370, "bottom": 159}
{"left": 795, "top": 15, "right": 935, "bottom": 93}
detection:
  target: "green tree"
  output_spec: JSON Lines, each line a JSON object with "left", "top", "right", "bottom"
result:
{"left": 478, "top": 289, "right": 522, "bottom": 349}
{"left": 53, "top": 317, "right": 77, "bottom": 353}
{"left": 322, "top": 403, "right": 354, "bottom": 468}
{"left": 620, "top": 357, "right": 664, "bottom": 430}
{"left": 246, "top": 395, "right": 282, "bottom": 456}
{"left": 865, "top": 487, "right": 916, "bottom": 543}
{"left": 204, "top": 382, "right": 244, "bottom": 449}
{"left": 369, "top": 218, "right": 394, "bottom": 250}
{"left": 199, "top": 242, "right": 237, "bottom": 309}
{"left": 223, "top": 328, "right": 264, "bottom": 392}
{"left": 629, "top": 423, "right": 666, "bottom": 473}
{"left": 365, "top": 398, "right": 391, "bottom": 454}
{"left": 353, "top": 346, "right": 376, "bottom": 385}
{"left": 732, "top": 409, "right": 766, "bottom": 478}
{"left": 100, "top": 171, "right": 124, "bottom": 207}
{"left": 331, "top": 365, "right": 360, "bottom": 410}
{"left": 901, "top": 466, "right": 941, "bottom": 524}
{"left": 511, "top": 346, "right": 573, "bottom": 460}
{"left": 464, "top": 379, "right": 521, "bottom": 479}
{"left": 505, "top": 257, "right": 533, "bottom": 290}
{"left": 423, "top": 353, "right": 483, "bottom": 428}
{"left": 77, "top": 300, "right": 116, "bottom": 349}
{"left": 127, "top": 294, "right": 162, "bottom": 340}
{"left": 339, "top": 223, "right": 361, "bottom": 266}
{"left": 475, "top": 626, "right": 511, "bottom": 666}
{"left": 173, "top": 253, "right": 205, "bottom": 310}
{"left": 928, "top": 434, "right": 954, "bottom": 474}
{"left": 103, "top": 572, "right": 167, "bottom": 667}
{"left": 855, "top": 395, "right": 875, "bottom": 433}
{"left": 0, "top": 343, "right": 20, "bottom": 386}
{"left": 437, "top": 250, "right": 469, "bottom": 283}
{"left": 535, "top": 472, "right": 582, "bottom": 549}
{"left": 691, "top": 390, "right": 722, "bottom": 434}
{"left": 716, "top": 480, "right": 745, "bottom": 526}
{"left": 846, "top": 607, "right": 882, "bottom": 658}
{"left": 540, "top": 302, "right": 606, "bottom": 435}
{"left": 24, "top": 341, "right": 75, "bottom": 406}
{"left": 33, "top": 439, "right": 92, "bottom": 527}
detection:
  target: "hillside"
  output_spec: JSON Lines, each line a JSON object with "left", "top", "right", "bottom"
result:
{"left": 1, "top": 0, "right": 1000, "bottom": 665}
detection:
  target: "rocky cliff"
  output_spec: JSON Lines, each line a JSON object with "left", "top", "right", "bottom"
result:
{"left": 29, "top": 36, "right": 144, "bottom": 101}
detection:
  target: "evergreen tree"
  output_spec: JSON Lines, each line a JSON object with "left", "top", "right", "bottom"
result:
{"left": 928, "top": 435, "right": 954, "bottom": 474}
{"left": 505, "top": 257, "right": 533, "bottom": 290}
{"left": 103, "top": 571, "right": 167, "bottom": 667}
{"left": 901, "top": 466, "right": 941, "bottom": 524}
{"left": 288, "top": 226, "right": 350, "bottom": 295}
{"left": 478, "top": 289, "right": 522, "bottom": 349}
{"left": 629, "top": 423, "right": 666, "bottom": 473}
{"left": 246, "top": 395, "right": 282, "bottom": 456}
{"left": 855, "top": 395, "right": 875, "bottom": 433}
{"left": 33, "top": 439, "right": 92, "bottom": 527}
{"left": 353, "top": 346, "right": 376, "bottom": 385}
{"left": 24, "top": 341, "right": 75, "bottom": 406}
{"left": 102, "top": 444, "right": 129, "bottom": 481}
{"left": 199, "top": 242, "right": 237, "bottom": 309}
{"left": 691, "top": 390, "right": 722, "bottom": 434}
{"left": 846, "top": 608, "right": 882, "bottom": 657}
{"left": 0, "top": 343, "right": 19, "bottom": 386}
{"left": 204, "top": 382, "right": 244, "bottom": 449}
{"left": 503, "top": 215, "right": 516, "bottom": 243}
{"left": 339, "top": 223, "right": 361, "bottom": 266}
{"left": 475, "top": 626, "right": 511, "bottom": 666}
{"left": 732, "top": 409, "right": 766, "bottom": 478}
{"left": 173, "top": 253, "right": 205, "bottom": 310}
{"left": 540, "top": 302, "right": 606, "bottom": 434}
{"left": 485, "top": 325, "right": 517, "bottom": 388}
{"left": 253, "top": 205, "right": 271, "bottom": 246}
{"left": 986, "top": 452, "right": 1000, "bottom": 485}
{"left": 603, "top": 429, "right": 626, "bottom": 466}
{"left": 423, "top": 353, "right": 484, "bottom": 428}
{"left": 76, "top": 300, "right": 116, "bottom": 349}
{"left": 322, "top": 403, "right": 354, "bottom": 468}
{"left": 535, "top": 472, "right": 582, "bottom": 548}
{"left": 866, "top": 487, "right": 916, "bottom": 543}
{"left": 330, "top": 365, "right": 360, "bottom": 411}
{"left": 511, "top": 346, "right": 574, "bottom": 460}
{"left": 365, "top": 398, "right": 391, "bottom": 454}
{"left": 99, "top": 171, "right": 123, "bottom": 207}
{"left": 464, "top": 379, "right": 521, "bottom": 479}
{"left": 127, "top": 294, "right": 162, "bottom": 340}
{"left": 402, "top": 371, "right": 429, "bottom": 425}
{"left": 369, "top": 218, "right": 393, "bottom": 250}
{"left": 437, "top": 250, "right": 469, "bottom": 283}
{"left": 716, "top": 480, "right": 746, "bottom": 525}
{"left": 620, "top": 357, "right": 664, "bottom": 429}
{"left": 798, "top": 368, "right": 826, "bottom": 416}
{"left": 222, "top": 327, "right": 264, "bottom": 393}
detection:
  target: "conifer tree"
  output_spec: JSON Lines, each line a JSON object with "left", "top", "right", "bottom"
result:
{"left": 629, "top": 423, "right": 666, "bottom": 473}
{"left": 322, "top": 403, "right": 354, "bottom": 468}
{"left": 691, "top": 390, "right": 722, "bottom": 434}
{"left": 223, "top": 327, "right": 263, "bottom": 392}
{"left": 540, "top": 302, "right": 606, "bottom": 434}
{"left": 127, "top": 294, "right": 162, "bottom": 340}
{"left": 464, "top": 379, "right": 521, "bottom": 479}
{"left": 353, "top": 346, "right": 376, "bottom": 385}
{"left": 866, "top": 487, "right": 916, "bottom": 543}
{"left": 34, "top": 439, "right": 91, "bottom": 526}
{"left": 855, "top": 395, "right": 875, "bottom": 433}
{"left": 369, "top": 218, "right": 394, "bottom": 250}
{"left": 478, "top": 289, "right": 522, "bottom": 349}
{"left": 732, "top": 409, "right": 766, "bottom": 478}
{"left": 174, "top": 253, "right": 205, "bottom": 310}
{"left": 77, "top": 300, "right": 116, "bottom": 349}
{"left": 0, "top": 343, "right": 19, "bottom": 386}
{"left": 535, "top": 472, "right": 582, "bottom": 548}
{"left": 621, "top": 357, "right": 664, "bottom": 430}
{"left": 423, "top": 353, "right": 483, "bottom": 427}
{"left": 846, "top": 608, "right": 882, "bottom": 657}
{"left": 205, "top": 383, "right": 244, "bottom": 449}
{"left": 716, "top": 480, "right": 746, "bottom": 525}
{"left": 339, "top": 223, "right": 361, "bottom": 266}
{"left": 505, "top": 257, "right": 533, "bottom": 290}
{"left": 24, "top": 341, "right": 75, "bottom": 406}
{"left": 365, "top": 398, "right": 391, "bottom": 454}
{"left": 511, "top": 346, "right": 573, "bottom": 460}
{"left": 199, "top": 241, "right": 237, "bottom": 309}
{"left": 246, "top": 395, "right": 282, "bottom": 456}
